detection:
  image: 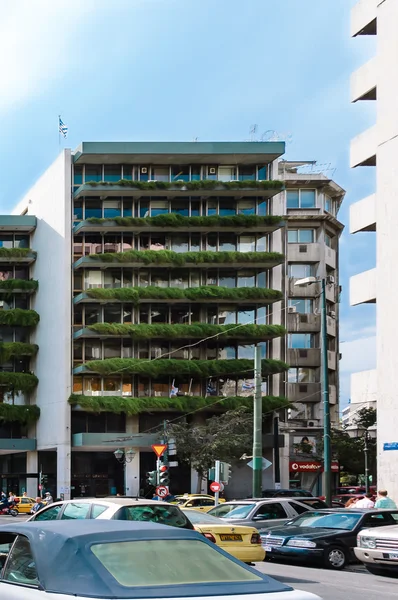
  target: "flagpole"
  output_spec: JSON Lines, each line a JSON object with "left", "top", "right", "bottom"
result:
{"left": 58, "top": 114, "right": 61, "bottom": 151}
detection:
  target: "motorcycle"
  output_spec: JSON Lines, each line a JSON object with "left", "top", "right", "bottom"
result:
{"left": 0, "top": 502, "right": 19, "bottom": 517}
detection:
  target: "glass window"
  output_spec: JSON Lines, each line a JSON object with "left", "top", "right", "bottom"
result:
{"left": 0, "top": 234, "right": 13, "bottom": 248}
{"left": 219, "top": 202, "right": 236, "bottom": 217}
{"left": 104, "top": 340, "right": 121, "bottom": 359}
{"left": 325, "top": 233, "right": 332, "bottom": 248}
{"left": 2, "top": 535, "right": 39, "bottom": 586}
{"left": 207, "top": 201, "right": 217, "bottom": 216}
{"left": 206, "top": 234, "right": 217, "bottom": 252}
{"left": 140, "top": 201, "right": 149, "bottom": 218}
{"left": 238, "top": 309, "right": 254, "bottom": 324}
{"left": 104, "top": 165, "right": 121, "bottom": 182}
{"left": 92, "top": 504, "right": 108, "bottom": 519}
{"left": 171, "top": 201, "right": 189, "bottom": 216}
{"left": 152, "top": 166, "right": 169, "bottom": 182}
{"left": 256, "top": 236, "right": 267, "bottom": 252}
{"left": 103, "top": 378, "right": 122, "bottom": 393}
{"left": 85, "top": 306, "right": 101, "bottom": 325}
{"left": 207, "top": 166, "right": 217, "bottom": 180}
{"left": 238, "top": 236, "right": 255, "bottom": 252}
{"left": 61, "top": 503, "right": 90, "bottom": 520}
{"left": 254, "top": 502, "right": 287, "bottom": 520}
{"left": 286, "top": 190, "right": 299, "bottom": 209}
{"left": 85, "top": 201, "right": 102, "bottom": 220}
{"left": 288, "top": 229, "right": 315, "bottom": 243}
{"left": 288, "top": 334, "right": 314, "bottom": 349}
{"left": 74, "top": 201, "right": 83, "bottom": 221}
{"left": 123, "top": 199, "right": 132, "bottom": 216}
{"left": 150, "top": 201, "right": 168, "bottom": 216}
{"left": 84, "top": 377, "right": 101, "bottom": 393}
{"left": 171, "top": 165, "right": 189, "bottom": 182}
{"left": 218, "top": 307, "right": 236, "bottom": 325}
{"left": 191, "top": 166, "right": 201, "bottom": 181}
{"left": 171, "top": 236, "right": 189, "bottom": 253}
{"left": 139, "top": 167, "right": 149, "bottom": 181}
{"left": 104, "top": 305, "right": 121, "bottom": 323}
{"left": 288, "top": 264, "right": 314, "bottom": 278}
{"left": 190, "top": 200, "right": 200, "bottom": 216}
{"left": 74, "top": 165, "right": 83, "bottom": 185}
{"left": 103, "top": 201, "right": 121, "bottom": 219}
{"left": 211, "top": 503, "right": 256, "bottom": 519}
{"left": 85, "top": 165, "right": 102, "bottom": 182}
{"left": 239, "top": 166, "right": 256, "bottom": 181}
{"left": 288, "top": 368, "right": 316, "bottom": 383}
{"left": 257, "top": 166, "right": 267, "bottom": 180}
{"left": 14, "top": 235, "right": 29, "bottom": 249}
{"left": 33, "top": 505, "right": 62, "bottom": 521}
{"left": 122, "top": 165, "right": 133, "bottom": 181}
{"left": 219, "top": 272, "right": 236, "bottom": 288}
{"left": 238, "top": 271, "right": 255, "bottom": 288}
{"left": 219, "top": 235, "right": 236, "bottom": 251}
{"left": 325, "top": 195, "right": 333, "bottom": 214}
{"left": 218, "top": 166, "right": 236, "bottom": 181}
{"left": 290, "top": 512, "right": 361, "bottom": 530}
{"left": 85, "top": 341, "right": 101, "bottom": 360}
{"left": 238, "top": 344, "right": 255, "bottom": 359}
{"left": 301, "top": 190, "right": 316, "bottom": 208}
{"left": 237, "top": 201, "right": 255, "bottom": 215}
{"left": 113, "top": 504, "right": 192, "bottom": 528}
{"left": 288, "top": 298, "right": 313, "bottom": 313}
{"left": 84, "top": 268, "right": 102, "bottom": 288}
{"left": 257, "top": 200, "right": 267, "bottom": 216}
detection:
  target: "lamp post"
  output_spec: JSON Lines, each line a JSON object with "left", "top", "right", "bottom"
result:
{"left": 113, "top": 448, "right": 136, "bottom": 495}
{"left": 294, "top": 276, "right": 331, "bottom": 506}
{"left": 347, "top": 424, "right": 377, "bottom": 493}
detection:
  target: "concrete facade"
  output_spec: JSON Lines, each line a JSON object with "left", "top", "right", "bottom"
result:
{"left": 349, "top": 0, "right": 398, "bottom": 499}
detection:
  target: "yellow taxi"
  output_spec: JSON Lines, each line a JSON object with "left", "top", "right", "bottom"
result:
{"left": 13, "top": 496, "right": 37, "bottom": 514}
{"left": 183, "top": 509, "right": 265, "bottom": 563}
{"left": 172, "top": 494, "right": 225, "bottom": 512}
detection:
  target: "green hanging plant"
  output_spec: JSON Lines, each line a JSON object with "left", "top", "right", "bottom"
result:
{"left": 0, "top": 309, "right": 39, "bottom": 327}
{"left": 81, "top": 357, "right": 288, "bottom": 378}
{"left": 85, "top": 214, "right": 283, "bottom": 228}
{"left": 0, "top": 404, "right": 40, "bottom": 424}
{"left": 82, "top": 179, "right": 284, "bottom": 191}
{"left": 0, "top": 372, "right": 38, "bottom": 395}
{"left": 0, "top": 343, "right": 38, "bottom": 363}
{"left": 68, "top": 393, "right": 289, "bottom": 415}
{"left": 0, "top": 279, "right": 38, "bottom": 292}
{"left": 0, "top": 248, "right": 36, "bottom": 258}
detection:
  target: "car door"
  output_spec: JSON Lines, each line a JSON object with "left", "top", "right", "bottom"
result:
{"left": 30, "top": 504, "right": 63, "bottom": 521}
{"left": 247, "top": 502, "right": 289, "bottom": 528}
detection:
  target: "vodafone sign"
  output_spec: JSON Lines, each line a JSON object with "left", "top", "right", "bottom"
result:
{"left": 290, "top": 461, "right": 339, "bottom": 473}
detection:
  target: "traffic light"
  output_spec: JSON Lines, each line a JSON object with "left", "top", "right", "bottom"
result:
{"left": 40, "top": 474, "right": 48, "bottom": 486}
{"left": 159, "top": 465, "right": 170, "bottom": 486}
{"left": 220, "top": 462, "right": 231, "bottom": 483}
{"left": 146, "top": 471, "right": 158, "bottom": 486}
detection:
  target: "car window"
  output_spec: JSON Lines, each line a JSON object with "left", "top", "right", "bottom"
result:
{"left": 0, "top": 534, "right": 17, "bottom": 571}
{"left": 61, "top": 502, "right": 90, "bottom": 520}
{"left": 183, "top": 511, "right": 224, "bottom": 525}
{"left": 288, "top": 501, "right": 308, "bottom": 515}
{"left": 299, "top": 499, "right": 328, "bottom": 509}
{"left": 208, "top": 504, "right": 239, "bottom": 517}
{"left": 113, "top": 505, "right": 192, "bottom": 529}
{"left": 2, "top": 535, "right": 39, "bottom": 587}
{"left": 361, "top": 514, "right": 388, "bottom": 528}
{"left": 199, "top": 499, "right": 215, "bottom": 507}
{"left": 254, "top": 503, "right": 287, "bottom": 520}
{"left": 186, "top": 500, "right": 200, "bottom": 507}
{"left": 33, "top": 505, "right": 62, "bottom": 521}
{"left": 91, "top": 504, "right": 108, "bottom": 519}
{"left": 390, "top": 512, "right": 398, "bottom": 522}
{"left": 21, "top": 499, "right": 30, "bottom": 505}
{"left": 290, "top": 511, "right": 362, "bottom": 530}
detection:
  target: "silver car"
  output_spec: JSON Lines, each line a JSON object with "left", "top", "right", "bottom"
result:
{"left": 207, "top": 498, "right": 322, "bottom": 529}
{"left": 355, "top": 523, "right": 398, "bottom": 576}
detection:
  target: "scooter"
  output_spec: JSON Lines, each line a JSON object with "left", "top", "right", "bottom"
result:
{"left": 0, "top": 503, "right": 19, "bottom": 517}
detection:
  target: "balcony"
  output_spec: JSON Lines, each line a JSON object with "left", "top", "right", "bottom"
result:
{"left": 0, "top": 216, "right": 36, "bottom": 232}
{"left": 350, "top": 125, "right": 377, "bottom": 168}
{"left": 325, "top": 246, "right": 336, "bottom": 269}
{"left": 328, "top": 350, "right": 337, "bottom": 371}
{"left": 0, "top": 438, "right": 36, "bottom": 453}
{"left": 329, "top": 385, "right": 337, "bottom": 405}
{"left": 287, "top": 277, "right": 318, "bottom": 298}
{"left": 351, "top": 0, "right": 377, "bottom": 37}
{"left": 0, "top": 250, "right": 36, "bottom": 265}
{"left": 287, "top": 348, "right": 321, "bottom": 368}
{"left": 326, "top": 316, "right": 336, "bottom": 337}
{"left": 287, "top": 382, "right": 321, "bottom": 403}
{"left": 325, "top": 284, "right": 336, "bottom": 303}
{"left": 351, "top": 57, "right": 377, "bottom": 102}
{"left": 350, "top": 194, "right": 376, "bottom": 233}
{"left": 350, "top": 268, "right": 376, "bottom": 306}
{"left": 72, "top": 432, "right": 159, "bottom": 451}
{"left": 287, "top": 313, "right": 320, "bottom": 333}
{"left": 287, "top": 243, "right": 321, "bottom": 263}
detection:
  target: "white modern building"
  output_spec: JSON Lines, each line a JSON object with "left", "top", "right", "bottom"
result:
{"left": 350, "top": 0, "right": 398, "bottom": 497}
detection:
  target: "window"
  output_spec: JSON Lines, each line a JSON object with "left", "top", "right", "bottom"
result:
{"left": 218, "top": 166, "right": 236, "bottom": 181}
{"left": 150, "top": 201, "right": 168, "bottom": 216}
{"left": 2, "top": 535, "right": 39, "bottom": 586}
{"left": 91, "top": 504, "right": 108, "bottom": 519}
{"left": 288, "top": 229, "right": 315, "bottom": 243}
{"left": 288, "top": 264, "right": 314, "bottom": 278}
{"left": 238, "top": 236, "right": 255, "bottom": 252}
{"left": 113, "top": 505, "right": 191, "bottom": 529}
{"left": 103, "top": 201, "right": 121, "bottom": 219}
{"left": 171, "top": 165, "right": 189, "bottom": 182}
{"left": 288, "top": 368, "right": 316, "bottom": 383}
{"left": 287, "top": 189, "right": 316, "bottom": 209}
{"left": 85, "top": 165, "right": 102, "bottom": 182}
{"left": 325, "top": 233, "right": 332, "bottom": 248}
{"left": 104, "top": 165, "right": 121, "bottom": 182}
{"left": 325, "top": 195, "right": 333, "bottom": 214}
{"left": 288, "top": 333, "right": 314, "bottom": 349}
{"left": 61, "top": 503, "right": 90, "bottom": 520}
{"left": 288, "top": 502, "right": 309, "bottom": 515}
{"left": 254, "top": 503, "right": 287, "bottom": 520}
{"left": 74, "top": 166, "right": 83, "bottom": 185}
{"left": 33, "top": 505, "right": 62, "bottom": 521}
{"left": 152, "top": 166, "right": 169, "bottom": 182}
{"left": 288, "top": 298, "right": 313, "bottom": 313}
{"left": 238, "top": 166, "right": 256, "bottom": 181}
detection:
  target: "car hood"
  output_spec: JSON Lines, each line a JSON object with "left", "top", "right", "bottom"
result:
{"left": 260, "top": 526, "right": 344, "bottom": 540}
{"left": 359, "top": 524, "right": 398, "bottom": 538}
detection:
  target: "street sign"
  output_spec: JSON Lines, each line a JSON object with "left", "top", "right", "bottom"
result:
{"left": 210, "top": 481, "right": 224, "bottom": 493}
{"left": 156, "top": 485, "right": 169, "bottom": 498}
{"left": 169, "top": 461, "right": 178, "bottom": 467}
{"left": 152, "top": 444, "right": 167, "bottom": 458}
{"left": 38, "top": 485, "right": 42, "bottom": 490}
{"left": 384, "top": 442, "right": 398, "bottom": 451}
{"left": 247, "top": 457, "right": 272, "bottom": 471}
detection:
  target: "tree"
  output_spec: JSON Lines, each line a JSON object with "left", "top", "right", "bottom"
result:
{"left": 168, "top": 407, "right": 253, "bottom": 492}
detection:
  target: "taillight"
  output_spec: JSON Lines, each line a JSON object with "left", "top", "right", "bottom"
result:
{"left": 203, "top": 533, "right": 216, "bottom": 543}
{"left": 251, "top": 533, "right": 261, "bottom": 544}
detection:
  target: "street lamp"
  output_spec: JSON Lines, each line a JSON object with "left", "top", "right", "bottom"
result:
{"left": 113, "top": 448, "right": 136, "bottom": 464}
{"left": 346, "top": 424, "right": 377, "bottom": 493}
{"left": 294, "top": 276, "right": 331, "bottom": 506}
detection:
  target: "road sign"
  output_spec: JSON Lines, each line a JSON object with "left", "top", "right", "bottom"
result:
{"left": 210, "top": 481, "right": 224, "bottom": 493}
{"left": 384, "top": 442, "right": 398, "bottom": 451}
{"left": 152, "top": 444, "right": 167, "bottom": 458}
{"left": 247, "top": 457, "right": 272, "bottom": 471}
{"left": 38, "top": 485, "right": 42, "bottom": 490}
{"left": 156, "top": 485, "right": 169, "bottom": 498}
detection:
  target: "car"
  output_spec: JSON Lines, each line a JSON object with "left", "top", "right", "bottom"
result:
{"left": 28, "top": 497, "right": 194, "bottom": 529}
{"left": 0, "top": 520, "right": 322, "bottom": 600}
{"left": 183, "top": 508, "right": 265, "bottom": 563}
{"left": 262, "top": 489, "right": 313, "bottom": 498}
{"left": 355, "top": 523, "right": 398, "bottom": 577}
{"left": 172, "top": 494, "right": 222, "bottom": 511}
{"left": 260, "top": 508, "right": 398, "bottom": 570}
{"left": 207, "top": 498, "right": 324, "bottom": 529}
{"left": 13, "top": 496, "right": 38, "bottom": 514}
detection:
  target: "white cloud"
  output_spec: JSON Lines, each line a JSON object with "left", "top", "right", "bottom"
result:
{"left": 340, "top": 335, "right": 376, "bottom": 375}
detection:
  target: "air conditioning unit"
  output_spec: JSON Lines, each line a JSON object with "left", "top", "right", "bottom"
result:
{"left": 288, "top": 306, "right": 297, "bottom": 314}
{"left": 328, "top": 310, "right": 336, "bottom": 318}
{"left": 209, "top": 167, "right": 216, "bottom": 174}
{"left": 299, "top": 245, "right": 307, "bottom": 253}
{"left": 307, "top": 420, "right": 320, "bottom": 428}
{"left": 327, "top": 275, "right": 335, "bottom": 284}
{"left": 141, "top": 167, "right": 148, "bottom": 174}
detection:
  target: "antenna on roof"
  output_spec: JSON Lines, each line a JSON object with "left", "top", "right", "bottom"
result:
{"left": 249, "top": 124, "right": 258, "bottom": 141}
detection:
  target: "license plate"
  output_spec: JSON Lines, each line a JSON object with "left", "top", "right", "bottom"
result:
{"left": 263, "top": 545, "right": 273, "bottom": 552}
{"left": 220, "top": 534, "right": 242, "bottom": 542}
{"left": 388, "top": 553, "right": 398, "bottom": 560}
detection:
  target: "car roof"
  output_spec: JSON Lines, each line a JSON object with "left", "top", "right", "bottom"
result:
{"left": 41, "top": 497, "right": 169, "bottom": 507}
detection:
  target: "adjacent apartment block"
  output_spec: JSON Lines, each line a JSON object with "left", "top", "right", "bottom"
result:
{"left": 0, "top": 142, "right": 344, "bottom": 498}
{"left": 349, "top": 0, "right": 398, "bottom": 497}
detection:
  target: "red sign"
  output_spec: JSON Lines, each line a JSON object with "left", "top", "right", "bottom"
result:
{"left": 156, "top": 485, "right": 169, "bottom": 498}
{"left": 289, "top": 461, "right": 339, "bottom": 473}
{"left": 210, "top": 481, "right": 223, "bottom": 492}
{"left": 152, "top": 444, "right": 167, "bottom": 458}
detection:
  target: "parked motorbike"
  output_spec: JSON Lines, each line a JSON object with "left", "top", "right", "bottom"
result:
{"left": 0, "top": 503, "right": 19, "bottom": 517}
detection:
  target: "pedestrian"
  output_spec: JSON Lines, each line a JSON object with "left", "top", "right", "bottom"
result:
{"left": 354, "top": 492, "right": 375, "bottom": 508}
{"left": 22, "top": 491, "right": 28, "bottom": 498}
{"left": 345, "top": 497, "right": 358, "bottom": 508}
{"left": 8, "top": 492, "right": 15, "bottom": 504}
{"left": 30, "top": 496, "right": 45, "bottom": 514}
{"left": 375, "top": 490, "right": 397, "bottom": 509}
{"left": 45, "top": 491, "right": 53, "bottom": 505}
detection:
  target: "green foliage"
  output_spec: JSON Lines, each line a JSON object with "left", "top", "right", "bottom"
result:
{"left": 89, "top": 249, "right": 284, "bottom": 266}
{"left": 0, "top": 372, "right": 38, "bottom": 395}
{"left": 0, "top": 248, "right": 36, "bottom": 258}
{"left": 353, "top": 407, "right": 377, "bottom": 430}
{"left": 82, "top": 357, "right": 288, "bottom": 377}
{"left": 68, "top": 394, "right": 289, "bottom": 415}
{"left": 0, "top": 403, "right": 40, "bottom": 424}
{"left": 86, "top": 214, "right": 283, "bottom": 228}
{"left": 87, "top": 322, "right": 286, "bottom": 340}
{"left": 0, "top": 279, "right": 38, "bottom": 292}
{"left": 85, "top": 285, "right": 283, "bottom": 304}
{"left": 84, "top": 179, "right": 284, "bottom": 191}
{"left": 0, "top": 309, "right": 39, "bottom": 327}
{"left": 0, "top": 343, "right": 38, "bottom": 363}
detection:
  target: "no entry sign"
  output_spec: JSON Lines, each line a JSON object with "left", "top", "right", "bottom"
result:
{"left": 210, "top": 481, "right": 224, "bottom": 493}
{"left": 156, "top": 485, "right": 169, "bottom": 498}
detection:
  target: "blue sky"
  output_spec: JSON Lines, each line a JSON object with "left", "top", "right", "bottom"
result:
{"left": 0, "top": 0, "right": 376, "bottom": 406}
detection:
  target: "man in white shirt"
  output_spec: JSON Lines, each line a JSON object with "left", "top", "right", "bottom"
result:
{"left": 354, "top": 493, "right": 375, "bottom": 508}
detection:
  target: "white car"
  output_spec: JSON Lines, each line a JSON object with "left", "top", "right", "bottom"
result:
{"left": 0, "top": 520, "right": 323, "bottom": 599}
{"left": 355, "top": 524, "right": 398, "bottom": 576}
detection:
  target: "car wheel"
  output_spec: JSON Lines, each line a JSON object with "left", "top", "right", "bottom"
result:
{"left": 366, "top": 565, "right": 398, "bottom": 578}
{"left": 324, "top": 546, "right": 347, "bottom": 570}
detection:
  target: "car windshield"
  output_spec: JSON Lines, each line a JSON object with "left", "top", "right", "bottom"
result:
{"left": 114, "top": 505, "right": 191, "bottom": 529}
{"left": 209, "top": 504, "right": 255, "bottom": 519}
{"left": 91, "top": 539, "right": 262, "bottom": 587}
{"left": 183, "top": 511, "right": 224, "bottom": 525}
{"left": 289, "top": 511, "right": 362, "bottom": 530}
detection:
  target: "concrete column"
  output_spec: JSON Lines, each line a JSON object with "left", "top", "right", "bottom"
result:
{"left": 191, "top": 468, "right": 206, "bottom": 494}
{"left": 57, "top": 443, "right": 71, "bottom": 500}
{"left": 26, "top": 451, "right": 38, "bottom": 498}
{"left": 125, "top": 415, "right": 140, "bottom": 496}
{"left": 280, "top": 437, "right": 290, "bottom": 488}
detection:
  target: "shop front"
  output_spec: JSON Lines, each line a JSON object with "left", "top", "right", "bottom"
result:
{"left": 289, "top": 460, "right": 339, "bottom": 496}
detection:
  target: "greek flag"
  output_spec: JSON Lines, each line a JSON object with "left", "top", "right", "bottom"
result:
{"left": 242, "top": 380, "right": 255, "bottom": 391}
{"left": 59, "top": 116, "right": 68, "bottom": 138}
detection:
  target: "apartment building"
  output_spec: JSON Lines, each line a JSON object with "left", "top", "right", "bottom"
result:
{"left": 0, "top": 142, "right": 344, "bottom": 499}
{"left": 349, "top": 0, "right": 398, "bottom": 497}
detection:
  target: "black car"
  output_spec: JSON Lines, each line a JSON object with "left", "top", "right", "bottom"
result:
{"left": 260, "top": 509, "right": 398, "bottom": 570}
{"left": 262, "top": 489, "right": 313, "bottom": 498}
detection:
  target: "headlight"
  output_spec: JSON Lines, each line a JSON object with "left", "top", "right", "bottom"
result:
{"left": 357, "top": 536, "right": 376, "bottom": 549}
{"left": 286, "top": 539, "right": 317, "bottom": 548}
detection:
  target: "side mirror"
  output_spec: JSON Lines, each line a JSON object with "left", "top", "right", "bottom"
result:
{"left": 252, "top": 515, "right": 265, "bottom": 521}
{"left": 285, "top": 520, "right": 294, "bottom": 525}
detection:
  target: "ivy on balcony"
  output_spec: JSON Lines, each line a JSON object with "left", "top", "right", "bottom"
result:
{"left": 87, "top": 322, "right": 286, "bottom": 340}
{"left": 0, "top": 372, "right": 38, "bottom": 395}
{"left": 0, "top": 404, "right": 40, "bottom": 424}
{"left": 84, "top": 179, "right": 284, "bottom": 191}
{"left": 68, "top": 393, "right": 289, "bottom": 415}
{"left": 82, "top": 357, "right": 288, "bottom": 378}
{"left": 89, "top": 249, "right": 284, "bottom": 266}
{"left": 85, "top": 286, "right": 283, "bottom": 304}
{"left": 0, "top": 309, "right": 39, "bottom": 327}
{"left": 0, "top": 279, "right": 38, "bottom": 292}
{"left": 86, "top": 214, "right": 283, "bottom": 228}
{"left": 0, "top": 248, "right": 36, "bottom": 258}
{"left": 0, "top": 343, "right": 38, "bottom": 362}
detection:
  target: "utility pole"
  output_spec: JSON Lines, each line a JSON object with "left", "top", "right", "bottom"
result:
{"left": 321, "top": 278, "right": 331, "bottom": 506}
{"left": 252, "top": 345, "right": 262, "bottom": 498}
{"left": 214, "top": 460, "right": 220, "bottom": 506}
{"left": 273, "top": 414, "right": 281, "bottom": 489}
